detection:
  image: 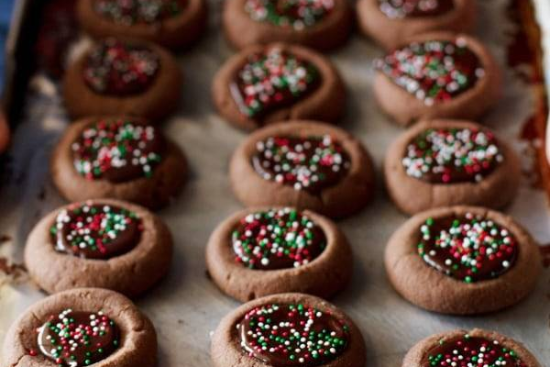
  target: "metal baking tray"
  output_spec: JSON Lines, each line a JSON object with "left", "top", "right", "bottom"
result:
{"left": 0, "top": 0, "right": 549, "bottom": 365}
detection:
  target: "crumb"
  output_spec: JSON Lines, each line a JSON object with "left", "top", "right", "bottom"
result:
{"left": 0, "top": 257, "right": 29, "bottom": 287}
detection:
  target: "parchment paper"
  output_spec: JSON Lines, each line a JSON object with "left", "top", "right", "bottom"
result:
{"left": 0, "top": 0, "right": 549, "bottom": 366}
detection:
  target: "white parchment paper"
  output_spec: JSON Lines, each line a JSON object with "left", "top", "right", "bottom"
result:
{"left": 0, "top": 0, "right": 549, "bottom": 366}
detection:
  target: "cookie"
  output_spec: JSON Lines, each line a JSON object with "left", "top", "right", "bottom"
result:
{"left": 213, "top": 43, "right": 346, "bottom": 131}
{"left": 373, "top": 32, "right": 501, "bottom": 126}
{"left": 211, "top": 293, "right": 366, "bottom": 367}
{"left": 51, "top": 116, "right": 186, "bottom": 209}
{"left": 63, "top": 38, "right": 182, "bottom": 121}
{"left": 357, "top": 0, "right": 476, "bottom": 50}
{"left": 206, "top": 207, "right": 352, "bottom": 302}
{"left": 222, "top": 0, "right": 352, "bottom": 51}
{"left": 385, "top": 206, "right": 542, "bottom": 315}
{"left": 229, "top": 121, "right": 375, "bottom": 219}
{"left": 1, "top": 288, "right": 157, "bottom": 367}
{"left": 403, "top": 329, "right": 541, "bottom": 367}
{"left": 385, "top": 119, "right": 521, "bottom": 215}
{"left": 77, "top": 0, "right": 208, "bottom": 50}
{"left": 24, "top": 199, "right": 172, "bottom": 297}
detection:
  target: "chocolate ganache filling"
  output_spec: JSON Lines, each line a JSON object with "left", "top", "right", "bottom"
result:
{"left": 230, "top": 47, "right": 321, "bottom": 120}
{"left": 417, "top": 212, "right": 518, "bottom": 283}
{"left": 37, "top": 309, "right": 120, "bottom": 366}
{"left": 422, "top": 334, "right": 527, "bottom": 367}
{"left": 232, "top": 208, "right": 327, "bottom": 270}
{"left": 252, "top": 134, "right": 351, "bottom": 193}
{"left": 51, "top": 203, "right": 142, "bottom": 259}
{"left": 238, "top": 303, "right": 349, "bottom": 367}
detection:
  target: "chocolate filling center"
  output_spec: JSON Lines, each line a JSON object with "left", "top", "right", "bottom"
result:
{"left": 417, "top": 213, "right": 518, "bottom": 283}
{"left": 37, "top": 309, "right": 120, "bottom": 366}
{"left": 71, "top": 118, "right": 164, "bottom": 183}
{"left": 251, "top": 134, "right": 351, "bottom": 194}
{"left": 51, "top": 203, "right": 142, "bottom": 259}
{"left": 244, "top": 0, "right": 335, "bottom": 30}
{"left": 423, "top": 334, "right": 527, "bottom": 367}
{"left": 232, "top": 208, "right": 327, "bottom": 270}
{"left": 93, "top": 0, "right": 187, "bottom": 25}
{"left": 375, "top": 39, "right": 483, "bottom": 105}
{"left": 238, "top": 303, "right": 348, "bottom": 367}
{"left": 402, "top": 127, "right": 503, "bottom": 183}
{"left": 83, "top": 39, "right": 160, "bottom": 96}
{"left": 379, "top": 0, "right": 454, "bottom": 19}
{"left": 230, "top": 48, "right": 321, "bottom": 120}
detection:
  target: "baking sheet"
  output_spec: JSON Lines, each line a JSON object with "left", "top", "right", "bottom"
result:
{"left": 0, "top": 0, "right": 549, "bottom": 366}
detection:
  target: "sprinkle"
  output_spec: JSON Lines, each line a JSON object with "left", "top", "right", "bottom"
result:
{"left": 232, "top": 208, "right": 326, "bottom": 270}
{"left": 244, "top": 0, "right": 334, "bottom": 30}
{"left": 252, "top": 135, "right": 351, "bottom": 194}
{"left": 94, "top": 0, "right": 187, "bottom": 25}
{"left": 374, "top": 39, "right": 483, "bottom": 105}
{"left": 83, "top": 38, "right": 160, "bottom": 96}
{"left": 402, "top": 127, "right": 503, "bottom": 183}
{"left": 417, "top": 213, "right": 518, "bottom": 282}
{"left": 231, "top": 47, "right": 320, "bottom": 118}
